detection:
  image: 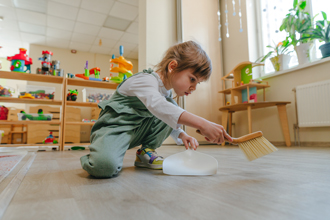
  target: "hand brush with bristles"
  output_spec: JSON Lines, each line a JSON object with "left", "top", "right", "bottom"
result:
{"left": 196, "top": 130, "right": 278, "bottom": 161}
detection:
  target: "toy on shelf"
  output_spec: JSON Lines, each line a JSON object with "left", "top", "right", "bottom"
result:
{"left": 36, "top": 51, "right": 64, "bottom": 76}
{"left": 82, "top": 88, "right": 113, "bottom": 103}
{"left": 67, "top": 89, "right": 78, "bottom": 101}
{"left": 109, "top": 45, "right": 133, "bottom": 84}
{"left": 17, "top": 109, "right": 53, "bottom": 121}
{"left": 7, "top": 48, "right": 33, "bottom": 73}
{"left": 0, "top": 106, "right": 9, "bottom": 120}
{"left": 82, "top": 119, "right": 96, "bottom": 123}
{"left": 43, "top": 131, "right": 58, "bottom": 144}
{"left": 75, "top": 61, "right": 102, "bottom": 81}
{"left": 67, "top": 73, "right": 75, "bottom": 78}
{"left": 0, "top": 85, "right": 14, "bottom": 97}
{"left": 18, "top": 85, "right": 55, "bottom": 100}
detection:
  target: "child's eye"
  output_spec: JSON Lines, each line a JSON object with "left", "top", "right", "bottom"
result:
{"left": 190, "top": 78, "right": 195, "bottom": 82}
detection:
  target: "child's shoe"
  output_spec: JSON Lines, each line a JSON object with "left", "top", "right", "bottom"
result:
{"left": 134, "top": 148, "right": 163, "bottom": 169}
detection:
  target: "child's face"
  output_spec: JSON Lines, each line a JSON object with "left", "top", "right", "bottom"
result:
{"left": 170, "top": 69, "right": 202, "bottom": 97}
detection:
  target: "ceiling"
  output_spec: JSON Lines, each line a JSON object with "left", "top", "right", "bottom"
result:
{"left": 0, "top": 0, "right": 139, "bottom": 59}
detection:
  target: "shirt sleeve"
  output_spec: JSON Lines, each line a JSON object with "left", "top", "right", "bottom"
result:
{"left": 118, "top": 74, "right": 185, "bottom": 129}
{"left": 170, "top": 128, "right": 184, "bottom": 145}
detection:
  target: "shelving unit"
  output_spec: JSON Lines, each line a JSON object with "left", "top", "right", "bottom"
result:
{"left": 0, "top": 70, "right": 118, "bottom": 150}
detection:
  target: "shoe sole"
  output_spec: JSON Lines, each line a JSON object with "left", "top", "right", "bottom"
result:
{"left": 134, "top": 161, "right": 162, "bottom": 170}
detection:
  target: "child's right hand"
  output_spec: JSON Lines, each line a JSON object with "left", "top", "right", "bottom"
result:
{"left": 199, "top": 121, "right": 233, "bottom": 144}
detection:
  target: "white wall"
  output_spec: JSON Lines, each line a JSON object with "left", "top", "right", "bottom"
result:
{"left": 182, "top": 0, "right": 224, "bottom": 142}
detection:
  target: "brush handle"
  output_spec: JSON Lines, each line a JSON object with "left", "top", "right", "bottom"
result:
{"left": 196, "top": 130, "right": 263, "bottom": 143}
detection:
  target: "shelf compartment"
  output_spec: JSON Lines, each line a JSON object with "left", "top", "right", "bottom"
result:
{"left": 219, "top": 83, "right": 270, "bottom": 94}
{"left": 67, "top": 78, "right": 118, "bottom": 90}
{"left": 0, "top": 70, "right": 64, "bottom": 84}
{"left": 0, "top": 120, "right": 61, "bottom": 125}
{"left": 66, "top": 101, "right": 98, "bottom": 107}
{"left": 0, "top": 97, "right": 62, "bottom": 105}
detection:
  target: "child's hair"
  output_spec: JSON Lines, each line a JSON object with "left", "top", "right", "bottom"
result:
{"left": 154, "top": 41, "right": 212, "bottom": 85}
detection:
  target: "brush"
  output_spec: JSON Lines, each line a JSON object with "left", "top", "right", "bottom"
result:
{"left": 196, "top": 130, "right": 278, "bottom": 161}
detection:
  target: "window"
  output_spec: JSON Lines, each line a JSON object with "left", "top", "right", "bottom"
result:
{"left": 255, "top": 0, "right": 330, "bottom": 75}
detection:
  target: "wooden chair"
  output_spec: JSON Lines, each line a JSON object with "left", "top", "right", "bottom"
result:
{"left": 8, "top": 124, "right": 27, "bottom": 144}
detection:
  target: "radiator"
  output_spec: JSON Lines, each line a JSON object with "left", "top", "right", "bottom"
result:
{"left": 295, "top": 79, "right": 330, "bottom": 128}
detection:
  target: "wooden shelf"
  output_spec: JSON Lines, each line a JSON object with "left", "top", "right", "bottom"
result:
{"left": 0, "top": 70, "right": 64, "bottom": 84}
{"left": 0, "top": 120, "right": 61, "bottom": 125}
{"left": 219, "top": 83, "right": 270, "bottom": 94}
{"left": 219, "top": 101, "right": 291, "bottom": 112}
{"left": 67, "top": 78, "right": 118, "bottom": 89}
{"left": 66, "top": 121, "right": 95, "bottom": 125}
{"left": 66, "top": 101, "right": 98, "bottom": 107}
{"left": 0, "top": 97, "right": 62, "bottom": 105}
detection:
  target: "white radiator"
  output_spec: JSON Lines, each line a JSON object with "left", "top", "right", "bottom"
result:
{"left": 296, "top": 79, "right": 330, "bottom": 127}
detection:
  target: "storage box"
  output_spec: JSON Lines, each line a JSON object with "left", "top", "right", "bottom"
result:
{"left": 82, "top": 88, "right": 113, "bottom": 103}
{"left": 17, "top": 112, "right": 53, "bottom": 121}
{"left": 18, "top": 85, "right": 55, "bottom": 99}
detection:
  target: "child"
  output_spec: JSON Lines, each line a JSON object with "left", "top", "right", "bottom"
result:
{"left": 80, "top": 41, "right": 233, "bottom": 178}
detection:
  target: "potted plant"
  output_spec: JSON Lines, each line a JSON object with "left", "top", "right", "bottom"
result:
{"left": 302, "top": 11, "right": 330, "bottom": 58}
{"left": 280, "top": 0, "right": 314, "bottom": 64}
{"left": 256, "top": 39, "right": 293, "bottom": 72}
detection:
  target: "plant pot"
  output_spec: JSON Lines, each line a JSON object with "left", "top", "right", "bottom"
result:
{"left": 319, "top": 42, "right": 330, "bottom": 58}
{"left": 295, "top": 42, "right": 311, "bottom": 65}
{"left": 270, "top": 54, "right": 291, "bottom": 71}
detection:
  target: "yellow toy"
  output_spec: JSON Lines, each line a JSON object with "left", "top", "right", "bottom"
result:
{"left": 19, "top": 93, "right": 35, "bottom": 99}
{"left": 109, "top": 46, "right": 133, "bottom": 84}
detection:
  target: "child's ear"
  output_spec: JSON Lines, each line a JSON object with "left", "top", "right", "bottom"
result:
{"left": 168, "top": 60, "right": 178, "bottom": 72}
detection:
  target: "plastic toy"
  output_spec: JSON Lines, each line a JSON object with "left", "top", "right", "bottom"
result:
{"left": 75, "top": 61, "right": 102, "bottom": 81}
{"left": 102, "top": 77, "right": 110, "bottom": 82}
{"left": 67, "top": 89, "right": 78, "bottom": 101}
{"left": 0, "top": 85, "right": 14, "bottom": 97}
{"left": 109, "top": 46, "right": 133, "bottom": 84}
{"left": 19, "top": 93, "right": 35, "bottom": 99}
{"left": 163, "top": 149, "right": 218, "bottom": 176}
{"left": 43, "top": 131, "right": 58, "bottom": 144}
{"left": 7, "top": 48, "right": 33, "bottom": 73}
{"left": 71, "top": 146, "right": 85, "bottom": 150}
{"left": 0, "top": 106, "right": 8, "bottom": 120}
{"left": 67, "top": 73, "right": 75, "bottom": 78}
{"left": 19, "top": 109, "right": 52, "bottom": 121}
{"left": 19, "top": 89, "right": 54, "bottom": 99}
{"left": 82, "top": 119, "right": 96, "bottom": 123}
{"left": 36, "top": 51, "right": 64, "bottom": 76}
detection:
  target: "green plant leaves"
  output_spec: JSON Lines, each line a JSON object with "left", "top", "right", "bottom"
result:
{"left": 322, "top": 11, "right": 327, "bottom": 20}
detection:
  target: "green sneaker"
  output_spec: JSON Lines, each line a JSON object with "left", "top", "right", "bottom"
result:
{"left": 134, "top": 148, "right": 163, "bottom": 170}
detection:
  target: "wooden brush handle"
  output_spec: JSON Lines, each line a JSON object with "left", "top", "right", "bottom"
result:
{"left": 196, "top": 130, "right": 263, "bottom": 143}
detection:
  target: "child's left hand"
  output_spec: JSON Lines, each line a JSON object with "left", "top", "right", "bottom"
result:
{"left": 179, "top": 132, "right": 199, "bottom": 150}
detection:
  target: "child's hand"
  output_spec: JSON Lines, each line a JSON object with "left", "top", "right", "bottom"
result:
{"left": 200, "top": 121, "right": 233, "bottom": 144}
{"left": 179, "top": 132, "right": 199, "bottom": 150}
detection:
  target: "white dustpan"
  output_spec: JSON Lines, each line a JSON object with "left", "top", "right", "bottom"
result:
{"left": 163, "top": 149, "right": 218, "bottom": 176}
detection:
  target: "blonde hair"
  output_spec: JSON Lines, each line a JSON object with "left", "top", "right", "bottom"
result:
{"left": 154, "top": 41, "right": 212, "bottom": 85}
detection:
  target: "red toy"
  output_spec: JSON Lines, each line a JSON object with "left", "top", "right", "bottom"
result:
{"left": 0, "top": 106, "right": 9, "bottom": 120}
{"left": 43, "top": 131, "right": 58, "bottom": 144}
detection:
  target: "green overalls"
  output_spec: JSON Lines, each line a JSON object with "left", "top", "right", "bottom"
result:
{"left": 80, "top": 69, "right": 177, "bottom": 178}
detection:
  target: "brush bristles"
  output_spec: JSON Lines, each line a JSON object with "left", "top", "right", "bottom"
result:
{"left": 238, "top": 136, "right": 278, "bottom": 161}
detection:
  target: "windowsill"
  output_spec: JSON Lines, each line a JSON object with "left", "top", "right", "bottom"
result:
{"left": 258, "top": 56, "right": 330, "bottom": 80}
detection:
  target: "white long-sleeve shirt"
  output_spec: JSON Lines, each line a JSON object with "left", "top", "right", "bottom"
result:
{"left": 118, "top": 71, "right": 185, "bottom": 145}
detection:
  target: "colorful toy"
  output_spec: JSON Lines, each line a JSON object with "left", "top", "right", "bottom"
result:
{"left": 67, "top": 89, "right": 78, "bottom": 101}
{"left": 109, "top": 46, "right": 133, "bottom": 84}
{"left": 43, "top": 131, "right": 58, "bottom": 144}
{"left": 0, "top": 106, "right": 8, "bottom": 120}
{"left": 82, "top": 119, "right": 96, "bottom": 123}
{"left": 19, "top": 109, "right": 52, "bottom": 121}
{"left": 36, "top": 51, "right": 64, "bottom": 76}
{"left": 19, "top": 93, "right": 35, "bottom": 99}
{"left": 0, "top": 85, "right": 14, "bottom": 97}
{"left": 75, "top": 61, "right": 102, "bottom": 81}
{"left": 19, "top": 89, "right": 54, "bottom": 99}
{"left": 7, "top": 48, "right": 33, "bottom": 73}
{"left": 67, "top": 73, "right": 75, "bottom": 78}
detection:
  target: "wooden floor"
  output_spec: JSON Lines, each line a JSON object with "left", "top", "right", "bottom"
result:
{"left": 1, "top": 145, "right": 330, "bottom": 220}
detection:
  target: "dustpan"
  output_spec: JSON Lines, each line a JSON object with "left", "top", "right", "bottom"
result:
{"left": 163, "top": 149, "right": 218, "bottom": 176}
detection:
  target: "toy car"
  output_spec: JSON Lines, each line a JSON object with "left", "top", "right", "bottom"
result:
{"left": 20, "top": 109, "right": 52, "bottom": 121}
{"left": 67, "top": 89, "right": 78, "bottom": 101}
{"left": 19, "top": 93, "right": 35, "bottom": 99}
{"left": 43, "top": 131, "right": 58, "bottom": 144}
